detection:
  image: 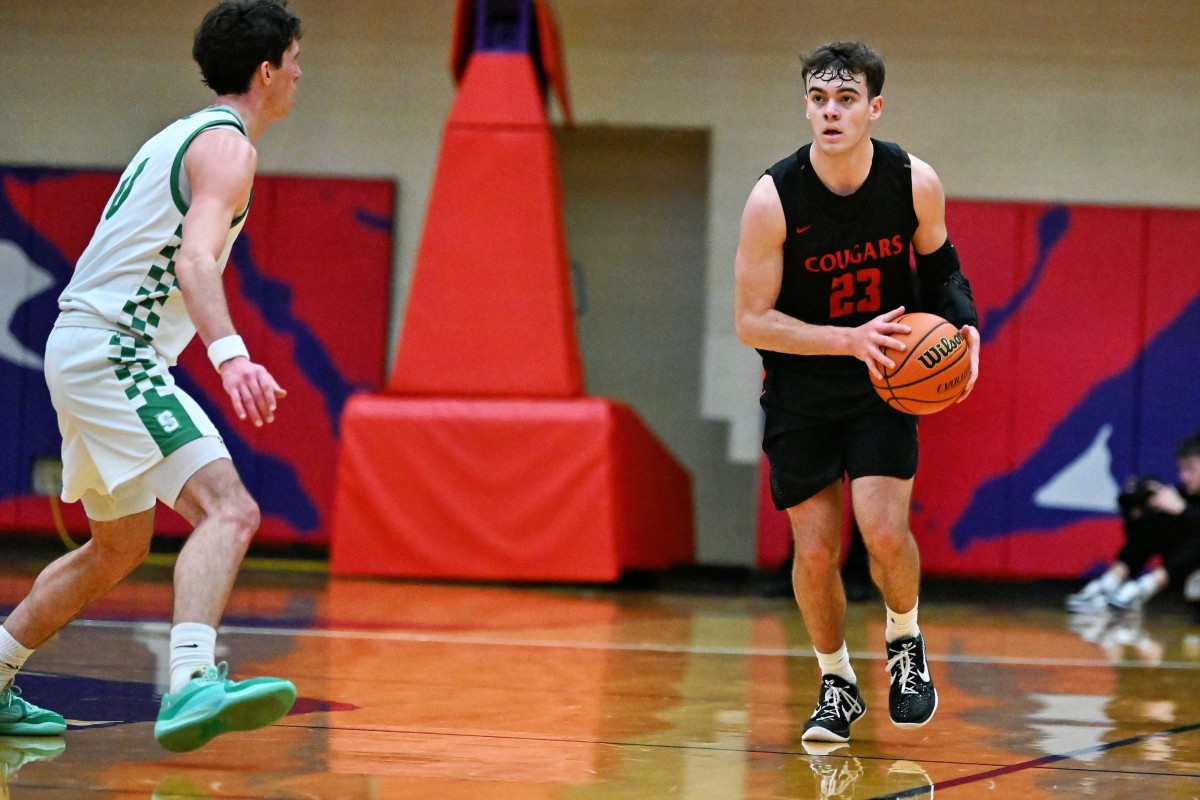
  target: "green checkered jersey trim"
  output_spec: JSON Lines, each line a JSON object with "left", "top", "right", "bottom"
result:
{"left": 116, "top": 224, "right": 181, "bottom": 342}
{"left": 59, "top": 105, "right": 252, "bottom": 365}
{"left": 107, "top": 332, "right": 200, "bottom": 456}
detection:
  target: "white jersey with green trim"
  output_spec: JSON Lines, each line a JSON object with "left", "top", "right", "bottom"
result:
{"left": 58, "top": 105, "right": 251, "bottom": 366}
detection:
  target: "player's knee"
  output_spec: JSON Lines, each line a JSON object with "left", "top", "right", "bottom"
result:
{"left": 213, "top": 489, "right": 261, "bottom": 544}
{"left": 231, "top": 494, "right": 262, "bottom": 542}
{"left": 863, "top": 522, "right": 909, "bottom": 560}
{"left": 793, "top": 535, "right": 839, "bottom": 574}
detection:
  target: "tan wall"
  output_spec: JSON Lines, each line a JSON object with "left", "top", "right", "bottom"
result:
{"left": 3, "top": 1, "right": 1198, "bottom": 559}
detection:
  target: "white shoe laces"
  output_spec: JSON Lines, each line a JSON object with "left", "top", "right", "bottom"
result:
{"left": 887, "top": 642, "right": 921, "bottom": 695}
{"left": 814, "top": 680, "right": 863, "bottom": 721}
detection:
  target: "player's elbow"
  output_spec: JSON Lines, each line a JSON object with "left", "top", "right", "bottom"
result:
{"left": 734, "top": 310, "right": 763, "bottom": 349}
{"left": 173, "top": 249, "right": 216, "bottom": 290}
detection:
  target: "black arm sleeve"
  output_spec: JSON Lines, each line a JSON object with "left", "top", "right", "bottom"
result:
{"left": 915, "top": 238, "right": 979, "bottom": 330}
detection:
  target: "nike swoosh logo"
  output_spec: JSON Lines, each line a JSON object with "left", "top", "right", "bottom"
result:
{"left": 795, "top": 224, "right": 813, "bottom": 235}
{"left": 173, "top": 644, "right": 200, "bottom": 649}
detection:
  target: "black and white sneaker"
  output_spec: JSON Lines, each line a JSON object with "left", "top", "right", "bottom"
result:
{"left": 801, "top": 674, "right": 866, "bottom": 742}
{"left": 885, "top": 634, "right": 937, "bottom": 727}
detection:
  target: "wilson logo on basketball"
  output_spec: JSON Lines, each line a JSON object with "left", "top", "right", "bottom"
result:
{"left": 870, "top": 312, "right": 968, "bottom": 416}
{"left": 917, "top": 333, "right": 964, "bottom": 369}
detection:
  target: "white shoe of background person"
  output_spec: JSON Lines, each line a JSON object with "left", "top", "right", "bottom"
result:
{"left": 1066, "top": 570, "right": 1124, "bottom": 612}
{"left": 1108, "top": 572, "right": 1164, "bottom": 612}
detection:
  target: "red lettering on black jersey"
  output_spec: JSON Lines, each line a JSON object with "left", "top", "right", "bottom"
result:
{"left": 804, "top": 234, "right": 907, "bottom": 273}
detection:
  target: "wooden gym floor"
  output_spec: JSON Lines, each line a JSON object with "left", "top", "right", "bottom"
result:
{"left": 2, "top": 543, "right": 1200, "bottom": 799}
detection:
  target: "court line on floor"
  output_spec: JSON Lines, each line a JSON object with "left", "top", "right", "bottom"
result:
{"left": 69, "top": 618, "right": 1200, "bottom": 670}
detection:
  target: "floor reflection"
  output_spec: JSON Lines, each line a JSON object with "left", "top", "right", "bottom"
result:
{"left": 0, "top": 736, "right": 65, "bottom": 799}
{"left": 1, "top": 557, "right": 1199, "bottom": 798}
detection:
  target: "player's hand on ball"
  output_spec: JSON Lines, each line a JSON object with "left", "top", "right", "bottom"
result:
{"left": 870, "top": 312, "right": 970, "bottom": 415}
{"left": 852, "top": 306, "right": 911, "bottom": 381}
{"left": 956, "top": 324, "right": 980, "bottom": 403}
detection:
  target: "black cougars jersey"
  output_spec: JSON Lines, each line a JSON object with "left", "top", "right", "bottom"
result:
{"left": 761, "top": 139, "right": 919, "bottom": 376}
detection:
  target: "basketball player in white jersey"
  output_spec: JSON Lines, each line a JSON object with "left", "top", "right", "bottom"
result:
{"left": 0, "top": 0, "right": 303, "bottom": 753}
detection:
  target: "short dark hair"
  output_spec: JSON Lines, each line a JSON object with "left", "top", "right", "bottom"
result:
{"left": 193, "top": 0, "right": 303, "bottom": 95}
{"left": 800, "top": 41, "right": 885, "bottom": 99}
{"left": 1176, "top": 433, "right": 1200, "bottom": 461}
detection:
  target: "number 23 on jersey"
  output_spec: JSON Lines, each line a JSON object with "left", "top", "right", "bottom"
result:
{"left": 829, "top": 266, "right": 881, "bottom": 318}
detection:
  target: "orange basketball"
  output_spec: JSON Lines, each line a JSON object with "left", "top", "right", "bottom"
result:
{"left": 870, "top": 312, "right": 970, "bottom": 415}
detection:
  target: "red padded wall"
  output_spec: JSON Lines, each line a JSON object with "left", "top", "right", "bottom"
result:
{"left": 0, "top": 167, "right": 394, "bottom": 546}
{"left": 757, "top": 200, "right": 1200, "bottom": 580}
{"left": 389, "top": 53, "right": 582, "bottom": 397}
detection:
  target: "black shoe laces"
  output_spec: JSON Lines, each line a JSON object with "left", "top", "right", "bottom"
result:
{"left": 814, "top": 679, "right": 863, "bottom": 722}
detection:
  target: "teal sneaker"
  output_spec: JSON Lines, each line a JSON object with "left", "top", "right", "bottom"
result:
{"left": 153, "top": 663, "right": 296, "bottom": 753}
{"left": 0, "top": 684, "right": 67, "bottom": 736}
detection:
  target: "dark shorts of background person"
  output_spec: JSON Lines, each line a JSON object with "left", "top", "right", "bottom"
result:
{"left": 760, "top": 362, "right": 918, "bottom": 511}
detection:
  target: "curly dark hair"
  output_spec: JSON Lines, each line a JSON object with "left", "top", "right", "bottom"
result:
{"left": 799, "top": 41, "right": 885, "bottom": 99}
{"left": 192, "top": 0, "right": 303, "bottom": 95}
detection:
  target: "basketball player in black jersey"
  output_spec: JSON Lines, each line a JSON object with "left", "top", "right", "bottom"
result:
{"left": 734, "top": 41, "right": 980, "bottom": 743}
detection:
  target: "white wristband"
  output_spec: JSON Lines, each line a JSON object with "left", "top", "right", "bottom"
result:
{"left": 207, "top": 335, "right": 249, "bottom": 371}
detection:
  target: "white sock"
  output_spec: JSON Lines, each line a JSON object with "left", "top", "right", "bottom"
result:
{"left": 169, "top": 623, "right": 217, "bottom": 694}
{"left": 886, "top": 601, "right": 921, "bottom": 642}
{"left": 0, "top": 626, "right": 33, "bottom": 691}
{"left": 814, "top": 643, "right": 856, "bottom": 684}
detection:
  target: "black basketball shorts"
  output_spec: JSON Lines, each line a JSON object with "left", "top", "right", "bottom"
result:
{"left": 760, "top": 366, "right": 918, "bottom": 511}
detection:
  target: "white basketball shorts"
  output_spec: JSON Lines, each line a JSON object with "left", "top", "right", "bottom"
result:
{"left": 44, "top": 325, "right": 230, "bottom": 521}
